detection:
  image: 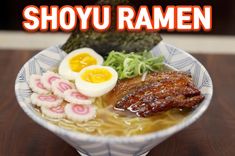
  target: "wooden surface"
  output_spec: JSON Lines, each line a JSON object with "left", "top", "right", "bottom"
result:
{"left": 0, "top": 50, "right": 235, "bottom": 156}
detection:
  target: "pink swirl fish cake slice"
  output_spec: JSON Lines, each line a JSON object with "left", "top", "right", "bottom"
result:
{"left": 31, "top": 93, "right": 63, "bottom": 107}
{"left": 65, "top": 104, "right": 96, "bottom": 122}
{"left": 51, "top": 79, "right": 75, "bottom": 98}
{"left": 41, "top": 71, "right": 61, "bottom": 90}
{"left": 41, "top": 103, "right": 66, "bottom": 118}
{"left": 64, "top": 89, "right": 94, "bottom": 105}
{"left": 29, "top": 74, "right": 49, "bottom": 94}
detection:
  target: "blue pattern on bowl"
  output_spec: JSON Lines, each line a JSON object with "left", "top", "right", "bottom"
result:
{"left": 15, "top": 42, "right": 213, "bottom": 156}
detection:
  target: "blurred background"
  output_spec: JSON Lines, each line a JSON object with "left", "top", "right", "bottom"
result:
{"left": 0, "top": 0, "right": 234, "bottom": 53}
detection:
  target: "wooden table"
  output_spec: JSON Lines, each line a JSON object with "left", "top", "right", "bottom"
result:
{"left": 0, "top": 50, "right": 234, "bottom": 156}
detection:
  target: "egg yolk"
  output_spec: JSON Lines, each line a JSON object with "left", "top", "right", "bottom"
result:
{"left": 69, "top": 53, "right": 97, "bottom": 72}
{"left": 81, "top": 68, "right": 112, "bottom": 83}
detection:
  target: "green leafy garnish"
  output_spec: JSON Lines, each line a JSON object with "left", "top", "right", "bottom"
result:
{"left": 104, "top": 51, "right": 164, "bottom": 79}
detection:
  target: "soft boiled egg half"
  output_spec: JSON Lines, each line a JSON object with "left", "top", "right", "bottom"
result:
{"left": 75, "top": 65, "right": 118, "bottom": 97}
{"left": 59, "top": 48, "right": 103, "bottom": 80}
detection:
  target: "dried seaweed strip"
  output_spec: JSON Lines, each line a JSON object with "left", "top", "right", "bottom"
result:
{"left": 62, "top": 0, "right": 162, "bottom": 56}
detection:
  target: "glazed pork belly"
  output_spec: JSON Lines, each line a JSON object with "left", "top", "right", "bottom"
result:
{"left": 104, "top": 71, "right": 204, "bottom": 117}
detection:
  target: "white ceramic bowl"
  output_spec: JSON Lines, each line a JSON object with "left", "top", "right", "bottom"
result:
{"left": 15, "top": 42, "right": 213, "bottom": 156}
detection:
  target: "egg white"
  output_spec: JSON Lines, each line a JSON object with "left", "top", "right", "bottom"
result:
{"left": 59, "top": 48, "right": 103, "bottom": 81}
{"left": 75, "top": 65, "right": 118, "bottom": 97}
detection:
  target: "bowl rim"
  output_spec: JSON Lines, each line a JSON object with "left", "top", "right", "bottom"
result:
{"left": 15, "top": 42, "right": 213, "bottom": 143}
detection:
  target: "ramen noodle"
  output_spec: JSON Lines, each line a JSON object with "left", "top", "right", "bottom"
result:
{"left": 33, "top": 97, "right": 189, "bottom": 136}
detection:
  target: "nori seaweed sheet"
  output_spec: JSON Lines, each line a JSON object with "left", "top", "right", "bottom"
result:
{"left": 61, "top": 0, "right": 162, "bottom": 56}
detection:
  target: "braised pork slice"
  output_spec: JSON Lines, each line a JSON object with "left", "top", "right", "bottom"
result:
{"left": 104, "top": 71, "right": 204, "bottom": 117}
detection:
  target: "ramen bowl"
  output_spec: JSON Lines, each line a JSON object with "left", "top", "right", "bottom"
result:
{"left": 15, "top": 42, "right": 213, "bottom": 156}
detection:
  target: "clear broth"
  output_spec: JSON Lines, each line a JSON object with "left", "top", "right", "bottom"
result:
{"left": 34, "top": 97, "right": 190, "bottom": 136}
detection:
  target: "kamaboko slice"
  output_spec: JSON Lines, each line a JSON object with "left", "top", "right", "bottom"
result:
{"left": 65, "top": 104, "right": 96, "bottom": 122}
{"left": 41, "top": 104, "right": 66, "bottom": 118}
{"left": 31, "top": 93, "right": 63, "bottom": 107}
{"left": 64, "top": 89, "right": 94, "bottom": 105}
{"left": 41, "top": 71, "right": 61, "bottom": 90}
{"left": 29, "top": 74, "right": 49, "bottom": 94}
{"left": 51, "top": 79, "right": 75, "bottom": 98}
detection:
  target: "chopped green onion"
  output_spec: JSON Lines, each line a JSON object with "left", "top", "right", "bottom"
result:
{"left": 104, "top": 51, "right": 164, "bottom": 79}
